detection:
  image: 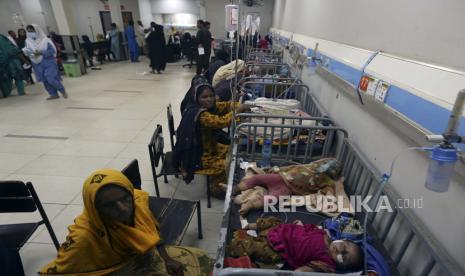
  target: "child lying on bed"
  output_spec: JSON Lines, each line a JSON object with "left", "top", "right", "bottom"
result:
{"left": 229, "top": 158, "right": 352, "bottom": 216}
{"left": 229, "top": 216, "right": 363, "bottom": 273}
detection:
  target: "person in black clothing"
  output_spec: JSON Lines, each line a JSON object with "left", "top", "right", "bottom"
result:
{"left": 146, "top": 22, "right": 167, "bottom": 74}
{"left": 195, "top": 20, "right": 211, "bottom": 75}
{"left": 15, "top": 28, "right": 34, "bottom": 84}
{"left": 206, "top": 50, "right": 228, "bottom": 84}
{"left": 81, "top": 35, "right": 94, "bottom": 67}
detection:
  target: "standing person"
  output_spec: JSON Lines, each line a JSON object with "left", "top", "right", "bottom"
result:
{"left": 16, "top": 28, "right": 34, "bottom": 84}
{"left": 7, "top": 30, "right": 18, "bottom": 47}
{"left": 195, "top": 20, "right": 211, "bottom": 75}
{"left": 81, "top": 35, "right": 94, "bottom": 67}
{"left": 146, "top": 22, "right": 166, "bottom": 74}
{"left": 109, "top": 23, "right": 120, "bottom": 61}
{"left": 206, "top": 49, "right": 228, "bottom": 84}
{"left": 135, "top": 20, "right": 146, "bottom": 55}
{"left": 0, "top": 34, "right": 27, "bottom": 98}
{"left": 23, "top": 24, "right": 68, "bottom": 100}
{"left": 125, "top": 20, "right": 139, "bottom": 62}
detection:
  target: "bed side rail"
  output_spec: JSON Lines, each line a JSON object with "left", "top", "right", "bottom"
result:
{"left": 339, "top": 139, "right": 464, "bottom": 276}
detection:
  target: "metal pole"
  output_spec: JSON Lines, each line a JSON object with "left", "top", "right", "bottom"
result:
{"left": 444, "top": 89, "right": 465, "bottom": 137}
{"left": 231, "top": 0, "right": 241, "bottom": 140}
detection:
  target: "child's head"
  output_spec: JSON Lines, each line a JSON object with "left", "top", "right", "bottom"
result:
{"left": 328, "top": 240, "right": 363, "bottom": 271}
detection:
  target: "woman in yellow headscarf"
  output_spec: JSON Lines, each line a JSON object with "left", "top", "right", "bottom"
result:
{"left": 40, "top": 169, "right": 214, "bottom": 276}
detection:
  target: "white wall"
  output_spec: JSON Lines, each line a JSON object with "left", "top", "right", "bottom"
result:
{"left": 18, "top": 0, "right": 47, "bottom": 31}
{"left": 0, "top": 0, "right": 57, "bottom": 35}
{"left": 151, "top": 0, "right": 200, "bottom": 14}
{"left": 68, "top": 0, "right": 141, "bottom": 39}
{"left": 272, "top": 0, "right": 465, "bottom": 71}
{"left": 0, "top": 0, "right": 25, "bottom": 34}
{"left": 163, "top": 13, "right": 198, "bottom": 27}
{"left": 204, "top": 0, "right": 275, "bottom": 39}
{"left": 138, "top": 0, "right": 153, "bottom": 26}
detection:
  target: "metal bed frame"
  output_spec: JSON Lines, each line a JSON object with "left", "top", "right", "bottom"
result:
{"left": 247, "top": 52, "right": 284, "bottom": 63}
{"left": 214, "top": 50, "right": 464, "bottom": 275}
{"left": 239, "top": 80, "right": 323, "bottom": 117}
{"left": 245, "top": 62, "right": 291, "bottom": 77}
{"left": 214, "top": 123, "right": 464, "bottom": 275}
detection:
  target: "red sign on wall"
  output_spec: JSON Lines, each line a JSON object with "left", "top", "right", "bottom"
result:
{"left": 359, "top": 75, "right": 369, "bottom": 92}
{"left": 104, "top": 4, "right": 110, "bottom": 10}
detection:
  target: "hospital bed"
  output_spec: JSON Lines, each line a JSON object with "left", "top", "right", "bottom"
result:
{"left": 213, "top": 121, "right": 463, "bottom": 275}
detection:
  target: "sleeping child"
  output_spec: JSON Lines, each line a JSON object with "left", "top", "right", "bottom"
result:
{"left": 230, "top": 158, "right": 352, "bottom": 216}
{"left": 229, "top": 216, "right": 364, "bottom": 273}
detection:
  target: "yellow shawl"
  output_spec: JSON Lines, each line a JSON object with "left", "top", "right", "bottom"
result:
{"left": 40, "top": 169, "right": 160, "bottom": 275}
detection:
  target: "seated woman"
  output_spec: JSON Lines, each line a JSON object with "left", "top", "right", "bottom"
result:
{"left": 173, "top": 80, "right": 250, "bottom": 198}
{"left": 40, "top": 169, "right": 213, "bottom": 276}
{"left": 230, "top": 217, "right": 364, "bottom": 273}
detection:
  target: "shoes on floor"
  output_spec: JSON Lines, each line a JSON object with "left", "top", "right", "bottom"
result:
{"left": 46, "top": 95, "right": 60, "bottom": 100}
{"left": 61, "top": 91, "right": 68, "bottom": 99}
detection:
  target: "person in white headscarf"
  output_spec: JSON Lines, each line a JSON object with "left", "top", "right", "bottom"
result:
{"left": 22, "top": 24, "right": 68, "bottom": 100}
{"left": 136, "top": 20, "right": 146, "bottom": 55}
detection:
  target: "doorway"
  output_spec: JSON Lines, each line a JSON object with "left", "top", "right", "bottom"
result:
{"left": 99, "top": 11, "right": 133, "bottom": 35}
{"left": 99, "top": 11, "right": 112, "bottom": 36}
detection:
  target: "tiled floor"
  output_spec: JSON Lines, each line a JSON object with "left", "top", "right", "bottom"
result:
{"left": 0, "top": 58, "right": 225, "bottom": 275}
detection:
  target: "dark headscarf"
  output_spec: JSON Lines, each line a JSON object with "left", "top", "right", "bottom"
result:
{"left": 173, "top": 79, "right": 213, "bottom": 183}
{"left": 16, "top": 28, "right": 27, "bottom": 49}
{"left": 180, "top": 75, "right": 209, "bottom": 114}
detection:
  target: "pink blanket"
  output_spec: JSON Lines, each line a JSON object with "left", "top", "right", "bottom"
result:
{"left": 267, "top": 224, "right": 336, "bottom": 270}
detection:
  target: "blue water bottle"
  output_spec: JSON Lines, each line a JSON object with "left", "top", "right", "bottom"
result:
{"left": 261, "top": 139, "right": 272, "bottom": 168}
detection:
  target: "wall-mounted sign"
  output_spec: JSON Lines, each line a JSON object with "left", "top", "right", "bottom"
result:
{"left": 359, "top": 75, "right": 370, "bottom": 92}
{"left": 104, "top": 4, "right": 110, "bottom": 10}
{"left": 120, "top": 5, "right": 125, "bottom": 10}
{"left": 359, "top": 75, "right": 380, "bottom": 96}
{"left": 374, "top": 81, "right": 390, "bottom": 103}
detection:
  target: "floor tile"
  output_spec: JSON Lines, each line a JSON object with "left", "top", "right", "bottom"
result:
{"left": 0, "top": 59, "right": 218, "bottom": 272}
{"left": 70, "top": 127, "right": 139, "bottom": 143}
{"left": 0, "top": 137, "right": 63, "bottom": 155}
{"left": 0, "top": 153, "right": 40, "bottom": 174}
{"left": 48, "top": 140, "right": 127, "bottom": 158}
{"left": 181, "top": 211, "right": 223, "bottom": 253}
{"left": 32, "top": 205, "right": 83, "bottom": 243}
{"left": 15, "top": 155, "right": 112, "bottom": 177}
{"left": 7, "top": 174, "right": 85, "bottom": 204}
{"left": 106, "top": 158, "right": 154, "bottom": 181}
{"left": 20, "top": 242, "right": 59, "bottom": 275}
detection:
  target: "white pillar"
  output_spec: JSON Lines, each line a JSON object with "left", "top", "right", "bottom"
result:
{"left": 50, "top": 0, "right": 77, "bottom": 35}
{"left": 109, "top": 0, "right": 124, "bottom": 29}
{"left": 138, "top": 0, "right": 152, "bottom": 26}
